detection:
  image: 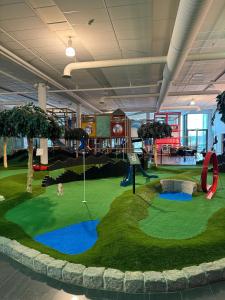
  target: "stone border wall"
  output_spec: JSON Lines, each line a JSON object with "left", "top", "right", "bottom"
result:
{"left": 1, "top": 236, "right": 225, "bottom": 294}
{"left": 160, "top": 179, "right": 197, "bottom": 195}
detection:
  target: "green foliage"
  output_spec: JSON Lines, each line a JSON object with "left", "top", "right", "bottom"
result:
{"left": 212, "top": 91, "right": 225, "bottom": 125}
{"left": 137, "top": 121, "right": 172, "bottom": 139}
{"left": 9, "top": 103, "right": 61, "bottom": 140}
{"left": 64, "top": 127, "right": 89, "bottom": 141}
{"left": 0, "top": 109, "right": 15, "bottom": 138}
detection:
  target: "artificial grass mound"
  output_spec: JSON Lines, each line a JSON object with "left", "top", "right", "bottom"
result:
{"left": 1, "top": 165, "right": 225, "bottom": 272}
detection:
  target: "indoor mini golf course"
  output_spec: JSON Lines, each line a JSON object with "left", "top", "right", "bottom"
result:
{"left": 1, "top": 164, "right": 225, "bottom": 272}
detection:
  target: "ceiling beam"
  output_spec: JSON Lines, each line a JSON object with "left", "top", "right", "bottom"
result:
{"left": 0, "top": 46, "right": 102, "bottom": 113}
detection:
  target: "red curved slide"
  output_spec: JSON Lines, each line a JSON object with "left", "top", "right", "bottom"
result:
{"left": 201, "top": 151, "right": 219, "bottom": 200}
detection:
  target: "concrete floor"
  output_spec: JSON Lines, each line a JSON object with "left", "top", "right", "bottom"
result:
{"left": 1, "top": 254, "right": 225, "bottom": 300}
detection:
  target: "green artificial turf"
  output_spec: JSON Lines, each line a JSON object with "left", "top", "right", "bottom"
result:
{"left": 140, "top": 172, "right": 225, "bottom": 239}
{"left": 6, "top": 176, "right": 147, "bottom": 236}
{"left": 1, "top": 165, "right": 225, "bottom": 272}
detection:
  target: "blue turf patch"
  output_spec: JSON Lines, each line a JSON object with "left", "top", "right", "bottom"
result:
{"left": 34, "top": 220, "right": 99, "bottom": 255}
{"left": 159, "top": 192, "right": 192, "bottom": 201}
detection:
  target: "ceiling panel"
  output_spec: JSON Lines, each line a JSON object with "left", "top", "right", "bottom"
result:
{"left": 36, "top": 6, "right": 66, "bottom": 24}
{"left": 0, "top": 16, "right": 45, "bottom": 31}
{"left": 65, "top": 9, "right": 108, "bottom": 25}
{"left": 0, "top": 3, "right": 35, "bottom": 21}
{"left": 108, "top": 3, "right": 150, "bottom": 20}
{"left": 8, "top": 28, "right": 56, "bottom": 40}
{"left": 0, "top": 0, "right": 23, "bottom": 5}
{"left": 28, "top": 0, "right": 55, "bottom": 9}
{"left": 54, "top": 0, "right": 104, "bottom": 11}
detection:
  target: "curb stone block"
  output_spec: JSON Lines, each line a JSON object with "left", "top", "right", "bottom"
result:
{"left": 144, "top": 271, "right": 167, "bottom": 292}
{"left": 21, "top": 248, "right": 40, "bottom": 269}
{"left": 214, "top": 258, "right": 225, "bottom": 279}
{"left": 62, "top": 263, "right": 86, "bottom": 286}
{"left": 47, "top": 259, "right": 67, "bottom": 280}
{"left": 182, "top": 266, "right": 207, "bottom": 287}
{"left": 10, "top": 243, "right": 27, "bottom": 262}
{"left": 33, "top": 254, "right": 55, "bottom": 274}
{"left": 200, "top": 262, "right": 223, "bottom": 283}
{"left": 124, "top": 271, "right": 144, "bottom": 293}
{"left": 0, "top": 236, "right": 11, "bottom": 252}
{"left": 4, "top": 240, "right": 27, "bottom": 262}
{"left": 163, "top": 270, "right": 188, "bottom": 291}
{"left": 83, "top": 267, "right": 105, "bottom": 289}
{"left": 104, "top": 268, "right": 124, "bottom": 292}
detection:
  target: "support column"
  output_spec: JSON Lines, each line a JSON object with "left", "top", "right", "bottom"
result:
{"left": 38, "top": 83, "right": 48, "bottom": 165}
{"left": 146, "top": 112, "right": 150, "bottom": 121}
{"left": 77, "top": 103, "right": 81, "bottom": 127}
{"left": 207, "top": 110, "right": 213, "bottom": 151}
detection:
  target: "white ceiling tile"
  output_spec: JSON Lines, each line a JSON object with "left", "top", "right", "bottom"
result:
{"left": 153, "top": 0, "right": 179, "bottom": 21}
{"left": 25, "top": 37, "right": 65, "bottom": 48}
{"left": 0, "top": 0, "right": 23, "bottom": 5}
{"left": 9, "top": 28, "right": 56, "bottom": 40}
{"left": 0, "top": 32, "right": 12, "bottom": 42}
{"left": 28, "top": 0, "right": 55, "bottom": 8}
{"left": 105, "top": 0, "right": 147, "bottom": 7}
{"left": 65, "top": 8, "right": 108, "bottom": 25}
{"left": 0, "top": 16, "right": 45, "bottom": 31}
{"left": 36, "top": 6, "right": 66, "bottom": 24}
{"left": 108, "top": 3, "right": 150, "bottom": 20}
{"left": 54, "top": 0, "right": 104, "bottom": 11}
{"left": 48, "top": 22, "right": 71, "bottom": 31}
{"left": 113, "top": 17, "right": 150, "bottom": 33}
{"left": 13, "top": 49, "right": 37, "bottom": 61}
{"left": 119, "top": 39, "right": 151, "bottom": 54}
{"left": 0, "top": 3, "right": 35, "bottom": 20}
{"left": 33, "top": 46, "right": 66, "bottom": 55}
{"left": 152, "top": 19, "right": 172, "bottom": 40}
{"left": 3, "top": 40, "right": 25, "bottom": 50}
{"left": 74, "top": 21, "right": 113, "bottom": 33}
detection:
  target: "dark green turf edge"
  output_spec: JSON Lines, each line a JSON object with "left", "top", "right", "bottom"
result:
{"left": 1, "top": 168, "right": 225, "bottom": 271}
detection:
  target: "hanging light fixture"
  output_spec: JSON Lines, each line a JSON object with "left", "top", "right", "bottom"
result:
{"left": 65, "top": 37, "right": 75, "bottom": 57}
{"left": 190, "top": 99, "right": 196, "bottom": 106}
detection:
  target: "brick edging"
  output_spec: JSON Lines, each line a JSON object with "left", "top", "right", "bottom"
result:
{"left": 1, "top": 236, "right": 225, "bottom": 293}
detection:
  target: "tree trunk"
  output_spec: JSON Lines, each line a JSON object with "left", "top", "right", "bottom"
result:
{"left": 153, "top": 140, "right": 158, "bottom": 167}
{"left": 76, "top": 140, "right": 79, "bottom": 158}
{"left": 3, "top": 137, "right": 8, "bottom": 168}
{"left": 27, "top": 138, "right": 34, "bottom": 193}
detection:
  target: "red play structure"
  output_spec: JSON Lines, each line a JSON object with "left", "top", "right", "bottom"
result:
{"left": 201, "top": 151, "right": 219, "bottom": 199}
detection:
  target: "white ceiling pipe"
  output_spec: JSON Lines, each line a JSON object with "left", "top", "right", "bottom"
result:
{"left": 161, "top": 106, "right": 201, "bottom": 111}
{"left": 187, "top": 52, "right": 225, "bottom": 61}
{"left": 63, "top": 50, "right": 225, "bottom": 78}
{"left": 1, "top": 89, "right": 219, "bottom": 98}
{"left": 101, "top": 89, "right": 220, "bottom": 101}
{"left": 0, "top": 84, "right": 160, "bottom": 95}
{"left": 49, "top": 82, "right": 161, "bottom": 93}
{"left": 0, "top": 46, "right": 101, "bottom": 113}
{"left": 111, "top": 107, "right": 157, "bottom": 112}
{"left": 101, "top": 93, "right": 159, "bottom": 100}
{"left": 157, "top": 0, "right": 214, "bottom": 110}
{"left": 63, "top": 56, "right": 167, "bottom": 78}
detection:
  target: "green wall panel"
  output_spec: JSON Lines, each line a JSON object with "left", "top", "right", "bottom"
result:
{"left": 96, "top": 115, "right": 110, "bottom": 137}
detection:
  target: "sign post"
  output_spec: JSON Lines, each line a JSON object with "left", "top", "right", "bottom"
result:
{"left": 127, "top": 153, "right": 141, "bottom": 194}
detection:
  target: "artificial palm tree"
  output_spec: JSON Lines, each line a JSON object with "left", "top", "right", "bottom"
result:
{"left": 0, "top": 109, "right": 15, "bottom": 168}
{"left": 212, "top": 91, "right": 225, "bottom": 125}
{"left": 138, "top": 121, "right": 172, "bottom": 167}
{"left": 9, "top": 103, "right": 61, "bottom": 193}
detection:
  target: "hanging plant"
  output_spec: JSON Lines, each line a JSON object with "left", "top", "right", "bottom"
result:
{"left": 211, "top": 91, "right": 225, "bottom": 125}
